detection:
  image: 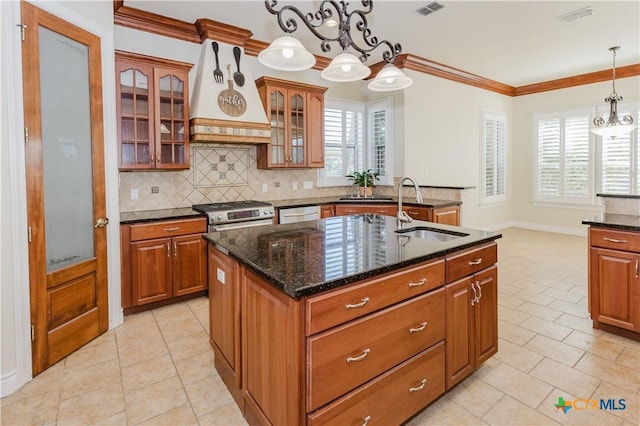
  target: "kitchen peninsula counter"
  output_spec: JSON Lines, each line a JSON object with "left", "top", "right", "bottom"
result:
{"left": 270, "top": 196, "right": 462, "bottom": 209}
{"left": 205, "top": 214, "right": 502, "bottom": 426}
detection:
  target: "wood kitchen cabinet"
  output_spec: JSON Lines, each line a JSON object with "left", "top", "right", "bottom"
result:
{"left": 445, "top": 244, "right": 498, "bottom": 389}
{"left": 403, "top": 205, "right": 431, "bottom": 221}
{"left": 335, "top": 203, "right": 461, "bottom": 226}
{"left": 335, "top": 203, "right": 397, "bottom": 216}
{"left": 588, "top": 227, "right": 640, "bottom": 336}
{"left": 120, "top": 217, "right": 207, "bottom": 313}
{"left": 433, "top": 205, "right": 460, "bottom": 226}
{"left": 320, "top": 204, "right": 335, "bottom": 218}
{"left": 255, "top": 76, "right": 327, "bottom": 169}
{"left": 116, "top": 51, "right": 192, "bottom": 171}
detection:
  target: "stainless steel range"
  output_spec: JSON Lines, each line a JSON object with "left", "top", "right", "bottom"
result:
{"left": 193, "top": 200, "right": 275, "bottom": 232}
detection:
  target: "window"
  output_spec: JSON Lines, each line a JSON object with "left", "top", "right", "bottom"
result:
{"left": 532, "top": 101, "right": 640, "bottom": 205}
{"left": 317, "top": 97, "right": 394, "bottom": 187}
{"left": 481, "top": 111, "right": 506, "bottom": 204}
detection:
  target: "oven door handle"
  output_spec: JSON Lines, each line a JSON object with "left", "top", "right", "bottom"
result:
{"left": 210, "top": 219, "right": 273, "bottom": 231}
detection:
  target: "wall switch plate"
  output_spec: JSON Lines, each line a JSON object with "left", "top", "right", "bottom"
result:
{"left": 262, "top": 183, "right": 268, "bottom": 192}
{"left": 292, "top": 182, "right": 298, "bottom": 191}
{"left": 216, "top": 268, "right": 225, "bottom": 284}
{"left": 151, "top": 186, "right": 159, "bottom": 193}
{"left": 303, "top": 181, "right": 313, "bottom": 189}
{"left": 130, "top": 188, "right": 138, "bottom": 200}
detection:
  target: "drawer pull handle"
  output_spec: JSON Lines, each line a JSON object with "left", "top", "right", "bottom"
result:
{"left": 603, "top": 237, "right": 627, "bottom": 243}
{"left": 346, "top": 348, "right": 370, "bottom": 363}
{"left": 470, "top": 282, "right": 478, "bottom": 306}
{"left": 468, "top": 258, "right": 483, "bottom": 266}
{"left": 635, "top": 260, "right": 639, "bottom": 279}
{"left": 476, "top": 280, "right": 482, "bottom": 302}
{"left": 408, "top": 278, "right": 427, "bottom": 288}
{"left": 409, "top": 322, "right": 428, "bottom": 333}
{"left": 361, "top": 415, "right": 371, "bottom": 426}
{"left": 166, "top": 242, "right": 170, "bottom": 258}
{"left": 163, "top": 227, "right": 180, "bottom": 232}
{"left": 345, "top": 297, "right": 369, "bottom": 310}
{"left": 409, "top": 379, "right": 427, "bottom": 393}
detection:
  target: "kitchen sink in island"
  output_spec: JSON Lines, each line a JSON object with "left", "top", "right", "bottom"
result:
{"left": 204, "top": 214, "right": 501, "bottom": 425}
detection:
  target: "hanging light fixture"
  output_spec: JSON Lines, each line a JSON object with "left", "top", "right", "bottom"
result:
{"left": 259, "top": 0, "right": 412, "bottom": 91}
{"left": 591, "top": 46, "right": 636, "bottom": 139}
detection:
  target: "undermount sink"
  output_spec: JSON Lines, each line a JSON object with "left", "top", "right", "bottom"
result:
{"left": 339, "top": 196, "right": 393, "bottom": 201}
{"left": 395, "top": 226, "right": 469, "bottom": 241}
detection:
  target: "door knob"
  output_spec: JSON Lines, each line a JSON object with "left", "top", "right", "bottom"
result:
{"left": 94, "top": 217, "right": 109, "bottom": 228}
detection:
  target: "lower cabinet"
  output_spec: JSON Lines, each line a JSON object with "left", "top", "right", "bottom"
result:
{"left": 320, "top": 204, "right": 335, "bottom": 218}
{"left": 433, "top": 205, "right": 460, "bottom": 226}
{"left": 334, "top": 203, "right": 397, "bottom": 216}
{"left": 121, "top": 217, "right": 207, "bottom": 311}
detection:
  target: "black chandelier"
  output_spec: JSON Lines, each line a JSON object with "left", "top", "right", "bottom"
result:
{"left": 258, "top": 0, "right": 413, "bottom": 91}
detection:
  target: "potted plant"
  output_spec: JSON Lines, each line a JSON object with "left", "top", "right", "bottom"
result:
{"left": 346, "top": 169, "right": 380, "bottom": 197}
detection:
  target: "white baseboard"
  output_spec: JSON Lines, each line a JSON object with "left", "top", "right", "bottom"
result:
{"left": 0, "top": 370, "right": 23, "bottom": 398}
{"left": 508, "top": 220, "right": 587, "bottom": 237}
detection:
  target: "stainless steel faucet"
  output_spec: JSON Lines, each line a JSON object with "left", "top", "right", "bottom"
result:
{"left": 397, "top": 177, "right": 423, "bottom": 229}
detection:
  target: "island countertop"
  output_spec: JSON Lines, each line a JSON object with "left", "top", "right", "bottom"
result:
{"left": 204, "top": 214, "right": 501, "bottom": 298}
{"left": 582, "top": 213, "right": 640, "bottom": 231}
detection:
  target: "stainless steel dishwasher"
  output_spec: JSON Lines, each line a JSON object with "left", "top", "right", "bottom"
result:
{"left": 278, "top": 205, "right": 321, "bottom": 223}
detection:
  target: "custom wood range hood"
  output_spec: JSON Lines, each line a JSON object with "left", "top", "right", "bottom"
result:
{"left": 189, "top": 36, "right": 271, "bottom": 144}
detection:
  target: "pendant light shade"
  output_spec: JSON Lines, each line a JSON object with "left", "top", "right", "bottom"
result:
{"left": 320, "top": 52, "right": 371, "bottom": 82}
{"left": 258, "top": 35, "right": 316, "bottom": 71}
{"left": 368, "top": 63, "right": 413, "bottom": 92}
{"left": 590, "top": 46, "right": 635, "bottom": 139}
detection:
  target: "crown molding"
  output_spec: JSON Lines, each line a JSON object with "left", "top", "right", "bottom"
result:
{"left": 113, "top": 3, "right": 640, "bottom": 97}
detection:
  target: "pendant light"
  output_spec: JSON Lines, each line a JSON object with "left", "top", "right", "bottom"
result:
{"left": 258, "top": 35, "right": 316, "bottom": 71}
{"left": 591, "top": 46, "right": 636, "bottom": 139}
{"left": 368, "top": 63, "right": 413, "bottom": 92}
{"left": 321, "top": 51, "right": 371, "bottom": 82}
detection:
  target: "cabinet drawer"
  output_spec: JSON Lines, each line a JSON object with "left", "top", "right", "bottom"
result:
{"left": 446, "top": 243, "right": 497, "bottom": 282}
{"left": 307, "top": 288, "right": 445, "bottom": 411}
{"left": 590, "top": 227, "right": 640, "bottom": 253}
{"left": 306, "top": 260, "right": 445, "bottom": 335}
{"left": 129, "top": 218, "right": 206, "bottom": 241}
{"left": 308, "top": 342, "right": 445, "bottom": 426}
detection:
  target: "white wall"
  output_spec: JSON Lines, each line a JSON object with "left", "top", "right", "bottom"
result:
{"left": 402, "top": 69, "right": 514, "bottom": 229}
{"left": 511, "top": 76, "right": 640, "bottom": 235}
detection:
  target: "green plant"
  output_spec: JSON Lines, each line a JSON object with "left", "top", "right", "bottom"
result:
{"left": 346, "top": 169, "right": 380, "bottom": 187}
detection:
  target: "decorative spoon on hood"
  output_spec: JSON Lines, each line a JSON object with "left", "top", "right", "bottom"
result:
{"left": 233, "top": 46, "right": 245, "bottom": 87}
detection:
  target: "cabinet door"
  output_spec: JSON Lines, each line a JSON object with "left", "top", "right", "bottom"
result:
{"left": 288, "top": 89, "right": 307, "bottom": 167}
{"left": 320, "top": 205, "right": 335, "bottom": 218}
{"left": 474, "top": 266, "right": 498, "bottom": 364}
{"left": 117, "top": 62, "right": 154, "bottom": 169}
{"left": 266, "top": 87, "right": 287, "bottom": 167}
{"left": 433, "top": 206, "right": 460, "bottom": 226}
{"left": 172, "top": 234, "right": 207, "bottom": 297}
{"left": 155, "top": 69, "right": 189, "bottom": 169}
{"left": 307, "top": 91, "right": 325, "bottom": 168}
{"left": 403, "top": 206, "right": 431, "bottom": 221}
{"left": 590, "top": 248, "right": 640, "bottom": 331}
{"left": 445, "top": 277, "right": 474, "bottom": 390}
{"left": 130, "top": 237, "right": 172, "bottom": 305}
{"left": 209, "top": 246, "right": 240, "bottom": 374}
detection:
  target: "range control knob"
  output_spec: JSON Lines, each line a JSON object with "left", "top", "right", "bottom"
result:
{"left": 215, "top": 215, "right": 223, "bottom": 221}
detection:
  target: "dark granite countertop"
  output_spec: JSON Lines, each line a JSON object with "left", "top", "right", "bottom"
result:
{"left": 582, "top": 213, "right": 640, "bottom": 231}
{"left": 271, "top": 196, "right": 462, "bottom": 209}
{"left": 596, "top": 193, "right": 640, "bottom": 199}
{"left": 204, "top": 214, "right": 501, "bottom": 299}
{"left": 120, "top": 207, "right": 205, "bottom": 224}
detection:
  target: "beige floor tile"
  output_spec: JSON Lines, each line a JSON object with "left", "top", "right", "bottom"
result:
{"left": 497, "top": 293, "right": 526, "bottom": 309}
{"left": 512, "top": 289, "right": 555, "bottom": 306}
{"left": 494, "top": 338, "right": 544, "bottom": 372}
{"left": 94, "top": 411, "right": 128, "bottom": 425}
{"left": 124, "top": 375, "right": 188, "bottom": 425}
{"left": 542, "top": 287, "right": 584, "bottom": 303}
{"left": 616, "top": 347, "right": 640, "bottom": 371}
{"left": 564, "top": 330, "right": 627, "bottom": 361}
{"left": 498, "top": 305, "right": 529, "bottom": 325}
{"left": 498, "top": 283, "right": 520, "bottom": 296}
{"left": 520, "top": 316, "right": 573, "bottom": 341}
{"left": 64, "top": 335, "right": 118, "bottom": 371}
{"left": 447, "top": 375, "right": 505, "bottom": 418}
{"left": 0, "top": 384, "right": 60, "bottom": 426}
{"left": 568, "top": 284, "right": 588, "bottom": 297}
{"left": 498, "top": 320, "right": 536, "bottom": 346}
{"left": 553, "top": 312, "right": 601, "bottom": 336}
{"left": 505, "top": 278, "right": 550, "bottom": 294}
{"left": 524, "top": 334, "right": 586, "bottom": 367}
{"left": 117, "top": 335, "right": 169, "bottom": 368}
{"left": 576, "top": 353, "right": 640, "bottom": 394}
{"left": 407, "top": 395, "right": 488, "bottom": 425}
{"left": 515, "top": 301, "right": 563, "bottom": 321}
{"left": 57, "top": 382, "right": 124, "bottom": 425}
{"left": 115, "top": 311, "right": 159, "bottom": 339}
{"left": 84, "top": 329, "right": 116, "bottom": 348}
{"left": 197, "top": 401, "right": 247, "bottom": 426}
{"left": 158, "top": 316, "right": 205, "bottom": 341}
{"left": 121, "top": 353, "right": 177, "bottom": 392}
{"left": 530, "top": 358, "right": 601, "bottom": 397}
{"left": 138, "top": 402, "right": 198, "bottom": 425}
{"left": 152, "top": 302, "right": 197, "bottom": 326}
{"left": 184, "top": 373, "right": 234, "bottom": 417}
{"left": 547, "top": 299, "right": 590, "bottom": 318}
{"left": 165, "top": 329, "right": 211, "bottom": 361}
{"left": 600, "top": 332, "right": 640, "bottom": 351}
{"left": 537, "top": 278, "right": 576, "bottom": 291}
{"left": 592, "top": 381, "right": 639, "bottom": 425}
{"left": 61, "top": 357, "right": 121, "bottom": 400}
{"left": 482, "top": 395, "right": 560, "bottom": 425}
{"left": 187, "top": 296, "right": 209, "bottom": 311}
{"left": 538, "top": 389, "right": 625, "bottom": 425}
{"left": 174, "top": 346, "right": 217, "bottom": 385}
{"left": 480, "top": 362, "right": 554, "bottom": 408}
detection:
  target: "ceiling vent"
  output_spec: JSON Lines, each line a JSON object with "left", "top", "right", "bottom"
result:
{"left": 557, "top": 6, "right": 593, "bottom": 23}
{"left": 417, "top": 2, "right": 445, "bottom": 16}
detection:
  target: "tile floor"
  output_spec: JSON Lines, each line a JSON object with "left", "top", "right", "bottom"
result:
{"left": 2, "top": 228, "right": 639, "bottom": 425}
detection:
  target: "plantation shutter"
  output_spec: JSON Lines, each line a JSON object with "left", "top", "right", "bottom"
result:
{"left": 482, "top": 112, "right": 506, "bottom": 203}
{"left": 563, "top": 113, "right": 590, "bottom": 198}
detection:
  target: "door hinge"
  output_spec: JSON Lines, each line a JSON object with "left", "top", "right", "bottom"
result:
{"left": 31, "top": 325, "right": 35, "bottom": 341}
{"left": 24, "top": 127, "right": 29, "bottom": 144}
{"left": 17, "top": 24, "right": 27, "bottom": 41}
{"left": 27, "top": 226, "right": 32, "bottom": 243}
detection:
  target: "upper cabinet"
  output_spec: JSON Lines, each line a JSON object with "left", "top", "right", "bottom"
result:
{"left": 255, "top": 77, "right": 327, "bottom": 169}
{"left": 115, "top": 51, "right": 193, "bottom": 171}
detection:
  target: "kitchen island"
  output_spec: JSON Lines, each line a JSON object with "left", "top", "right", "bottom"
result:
{"left": 204, "top": 214, "right": 501, "bottom": 425}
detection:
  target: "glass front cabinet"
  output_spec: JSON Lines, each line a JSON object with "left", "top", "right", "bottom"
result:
{"left": 255, "top": 77, "right": 327, "bottom": 169}
{"left": 116, "top": 51, "right": 192, "bottom": 170}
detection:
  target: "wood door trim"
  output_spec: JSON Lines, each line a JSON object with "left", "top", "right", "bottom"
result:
{"left": 113, "top": 4, "right": 640, "bottom": 95}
